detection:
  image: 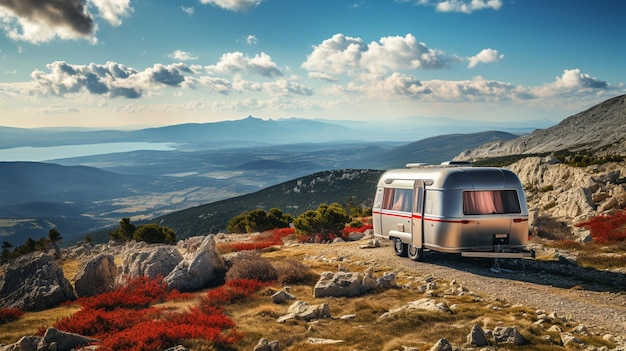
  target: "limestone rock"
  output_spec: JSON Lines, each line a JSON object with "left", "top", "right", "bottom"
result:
{"left": 253, "top": 338, "right": 280, "bottom": 351}
{"left": 493, "top": 326, "right": 525, "bottom": 345}
{"left": 118, "top": 245, "right": 183, "bottom": 281}
{"left": 314, "top": 271, "right": 362, "bottom": 298}
{"left": 0, "top": 252, "right": 75, "bottom": 311}
{"left": 74, "top": 254, "right": 117, "bottom": 297}
{"left": 272, "top": 289, "right": 296, "bottom": 304}
{"left": 164, "top": 235, "right": 226, "bottom": 292}
{"left": 429, "top": 337, "right": 453, "bottom": 351}
{"left": 467, "top": 324, "right": 488, "bottom": 346}
{"left": 37, "top": 327, "right": 99, "bottom": 351}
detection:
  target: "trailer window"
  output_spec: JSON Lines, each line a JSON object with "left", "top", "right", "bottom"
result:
{"left": 382, "top": 188, "right": 413, "bottom": 212}
{"left": 463, "top": 190, "right": 521, "bottom": 215}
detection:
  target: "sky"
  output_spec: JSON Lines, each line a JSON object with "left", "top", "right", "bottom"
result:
{"left": 0, "top": 0, "right": 624, "bottom": 129}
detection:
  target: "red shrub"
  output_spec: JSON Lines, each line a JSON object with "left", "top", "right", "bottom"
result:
{"left": 55, "top": 307, "right": 158, "bottom": 337}
{"left": 201, "top": 279, "right": 269, "bottom": 310}
{"left": 575, "top": 209, "right": 626, "bottom": 243}
{"left": 79, "top": 276, "right": 169, "bottom": 311}
{"left": 0, "top": 308, "right": 24, "bottom": 324}
{"left": 342, "top": 223, "right": 373, "bottom": 237}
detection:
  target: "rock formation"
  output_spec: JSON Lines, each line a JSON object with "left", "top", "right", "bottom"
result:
{"left": 0, "top": 252, "right": 75, "bottom": 311}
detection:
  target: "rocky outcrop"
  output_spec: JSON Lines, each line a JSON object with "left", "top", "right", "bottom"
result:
{"left": 455, "top": 94, "right": 626, "bottom": 159}
{"left": 0, "top": 252, "right": 75, "bottom": 311}
{"left": 507, "top": 157, "right": 626, "bottom": 226}
{"left": 74, "top": 254, "right": 117, "bottom": 297}
{"left": 164, "top": 235, "right": 226, "bottom": 292}
{"left": 118, "top": 244, "right": 183, "bottom": 282}
{"left": 0, "top": 328, "right": 98, "bottom": 351}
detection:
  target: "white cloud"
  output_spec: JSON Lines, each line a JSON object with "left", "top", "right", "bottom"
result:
{"left": 467, "top": 48, "right": 504, "bottom": 68}
{"left": 246, "top": 34, "right": 258, "bottom": 45}
{"left": 199, "top": 0, "right": 265, "bottom": 12}
{"left": 531, "top": 69, "right": 609, "bottom": 98}
{"left": 302, "top": 33, "right": 454, "bottom": 79}
{"left": 435, "top": 0, "right": 502, "bottom": 14}
{"left": 168, "top": 50, "right": 199, "bottom": 61}
{"left": 301, "top": 33, "right": 366, "bottom": 77}
{"left": 90, "top": 0, "right": 133, "bottom": 26}
{"left": 181, "top": 6, "right": 195, "bottom": 15}
{"left": 29, "top": 61, "right": 193, "bottom": 98}
{"left": 206, "top": 52, "right": 283, "bottom": 77}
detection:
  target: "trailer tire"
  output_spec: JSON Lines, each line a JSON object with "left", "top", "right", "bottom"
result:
{"left": 408, "top": 244, "right": 424, "bottom": 261}
{"left": 393, "top": 238, "right": 408, "bottom": 257}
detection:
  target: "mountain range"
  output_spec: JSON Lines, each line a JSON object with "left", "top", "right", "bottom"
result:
{"left": 2, "top": 94, "right": 624, "bottom": 246}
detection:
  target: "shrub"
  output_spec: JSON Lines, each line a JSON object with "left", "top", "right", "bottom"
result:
{"left": 79, "top": 276, "right": 170, "bottom": 311}
{"left": 575, "top": 209, "right": 626, "bottom": 243}
{"left": 0, "top": 308, "right": 24, "bottom": 325}
{"left": 274, "top": 259, "right": 319, "bottom": 285}
{"left": 225, "top": 251, "right": 278, "bottom": 282}
{"left": 53, "top": 275, "right": 244, "bottom": 351}
{"left": 342, "top": 223, "right": 373, "bottom": 237}
{"left": 201, "top": 279, "right": 269, "bottom": 309}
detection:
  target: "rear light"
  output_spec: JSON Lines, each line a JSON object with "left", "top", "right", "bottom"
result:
{"left": 513, "top": 218, "right": 527, "bottom": 223}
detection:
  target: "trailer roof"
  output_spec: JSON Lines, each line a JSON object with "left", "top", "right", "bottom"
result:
{"left": 377, "top": 166, "right": 522, "bottom": 190}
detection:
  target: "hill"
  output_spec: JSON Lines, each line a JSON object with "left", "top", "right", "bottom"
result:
{"left": 151, "top": 169, "right": 383, "bottom": 239}
{"left": 456, "top": 94, "right": 626, "bottom": 160}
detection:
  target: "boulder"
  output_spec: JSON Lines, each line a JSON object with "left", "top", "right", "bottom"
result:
{"left": 284, "top": 301, "right": 332, "bottom": 321}
{"left": 118, "top": 245, "right": 183, "bottom": 281}
{"left": 74, "top": 254, "right": 117, "bottom": 297}
{"left": 313, "top": 271, "right": 362, "bottom": 298}
{"left": 253, "top": 338, "right": 280, "bottom": 351}
{"left": 467, "top": 324, "right": 488, "bottom": 346}
{"left": 37, "top": 328, "right": 99, "bottom": 351}
{"left": 271, "top": 289, "right": 296, "bottom": 304}
{"left": 429, "top": 337, "right": 453, "bottom": 351}
{"left": 0, "top": 335, "right": 40, "bottom": 351}
{"left": 0, "top": 252, "right": 75, "bottom": 311}
{"left": 164, "top": 235, "right": 226, "bottom": 292}
{"left": 493, "top": 326, "right": 525, "bottom": 345}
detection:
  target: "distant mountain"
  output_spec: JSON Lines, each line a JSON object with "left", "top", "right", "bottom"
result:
{"left": 457, "top": 94, "right": 626, "bottom": 160}
{"left": 0, "top": 117, "right": 359, "bottom": 150}
{"left": 370, "top": 131, "right": 518, "bottom": 169}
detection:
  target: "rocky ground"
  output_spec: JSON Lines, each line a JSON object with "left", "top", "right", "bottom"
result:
{"left": 295, "top": 237, "right": 626, "bottom": 341}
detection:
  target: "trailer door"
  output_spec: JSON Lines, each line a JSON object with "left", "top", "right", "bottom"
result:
{"left": 412, "top": 180, "right": 425, "bottom": 249}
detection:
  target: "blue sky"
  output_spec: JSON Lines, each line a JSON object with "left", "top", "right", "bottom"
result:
{"left": 0, "top": 0, "right": 624, "bottom": 129}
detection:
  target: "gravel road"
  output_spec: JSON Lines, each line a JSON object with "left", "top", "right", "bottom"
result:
{"left": 301, "top": 239, "right": 626, "bottom": 340}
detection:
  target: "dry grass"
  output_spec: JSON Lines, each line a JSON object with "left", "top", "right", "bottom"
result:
{"left": 0, "top": 305, "right": 80, "bottom": 344}
{"left": 1, "top": 238, "right": 619, "bottom": 350}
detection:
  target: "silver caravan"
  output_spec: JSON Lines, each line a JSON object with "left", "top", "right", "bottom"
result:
{"left": 373, "top": 163, "right": 534, "bottom": 261}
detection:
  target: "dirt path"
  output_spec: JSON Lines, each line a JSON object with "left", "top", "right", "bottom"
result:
{"left": 299, "top": 239, "right": 626, "bottom": 339}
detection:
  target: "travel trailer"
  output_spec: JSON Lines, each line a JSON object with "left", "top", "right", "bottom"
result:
{"left": 372, "top": 163, "right": 534, "bottom": 261}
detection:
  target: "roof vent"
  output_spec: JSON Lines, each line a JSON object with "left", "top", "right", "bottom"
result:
{"left": 405, "top": 163, "right": 427, "bottom": 168}
{"left": 440, "top": 161, "right": 472, "bottom": 167}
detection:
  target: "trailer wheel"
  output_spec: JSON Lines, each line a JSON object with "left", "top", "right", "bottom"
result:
{"left": 392, "top": 238, "right": 408, "bottom": 257}
{"left": 408, "top": 244, "right": 424, "bottom": 261}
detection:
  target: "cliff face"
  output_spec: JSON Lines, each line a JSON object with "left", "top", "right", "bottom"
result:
{"left": 456, "top": 94, "right": 626, "bottom": 160}
{"left": 508, "top": 157, "right": 626, "bottom": 224}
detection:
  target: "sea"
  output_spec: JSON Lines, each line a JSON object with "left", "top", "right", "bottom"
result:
{"left": 0, "top": 142, "right": 176, "bottom": 162}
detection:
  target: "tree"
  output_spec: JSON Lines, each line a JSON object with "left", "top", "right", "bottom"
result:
{"left": 48, "top": 228, "right": 63, "bottom": 258}
{"left": 1, "top": 241, "right": 14, "bottom": 262}
{"left": 110, "top": 217, "right": 136, "bottom": 241}
{"left": 133, "top": 223, "right": 177, "bottom": 244}
{"left": 293, "top": 203, "right": 350, "bottom": 242}
{"left": 227, "top": 208, "right": 293, "bottom": 234}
